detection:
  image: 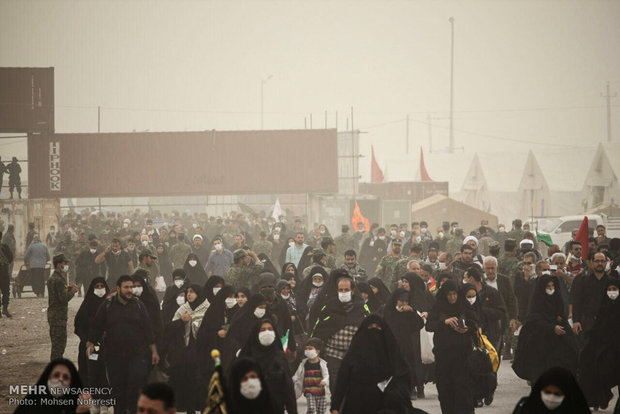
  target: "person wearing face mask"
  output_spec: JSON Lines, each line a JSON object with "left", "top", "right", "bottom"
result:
{"left": 205, "top": 236, "right": 234, "bottom": 277}
{"left": 577, "top": 277, "right": 620, "bottom": 410}
{"left": 155, "top": 243, "right": 173, "bottom": 287}
{"left": 292, "top": 337, "right": 330, "bottom": 413}
{"left": 162, "top": 269, "right": 190, "bottom": 324}
{"left": 229, "top": 293, "right": 268, "bottom": 351}
{"left": 74, "top": 277, "right": 109, "bottom": 383}
{"left": 182, "top": 252, "right": 208, "bottom": 287}
{"left": 75, "top": 240, "right": 105, "bottom": 298}
{"left": 47, "top": 254, "right": 79, "bottom": 361}
{"left": 330, "top": 315, "right": 416, "bottom": 414}
{"left": 383, "top": 288, "right": 425, "bottom": 400}
{"left": 15, "top": 358, "right": 91, "bottom": 414}
{"left": 166, "top": 284, "right": 209, "bottom": 413}
{"left": 277, "top": 279, "right": 304, "bottom": 339}
{"left": 132, "top": 273, "right": 164, "bottom": 357}
{"left": 513, "top": 252, "right": 540, "bottom": 322}
{"left": 310, "top": 271, "right": 370, "bottom": 395}
{"left": 201, "top": 274, "right": 225, "bottom": 305}
{"left": 425, "top": 280, "right": 477, "bottom": 414}
{"left": 513, "top": 367, "right": 590, "bottom": 413}
{"left": 239, "top": 320, "right": 298, "bottom": 414}
{"left": 228, "top": 357, "right": 275, "bottom": 414}
{"left": 256, "top": 273, "right": 297, "bottom": 359}
{"left": 513, "top": 274, "right": 578, "bottom": 384}
{"left": 295, "top": 266, "right": 328, "bottom": 326}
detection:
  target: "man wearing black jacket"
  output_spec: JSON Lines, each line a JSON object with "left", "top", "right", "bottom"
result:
{"left": 0, "top": 231, "right": 14, "bottom": 317}
{"left": 483, "top": 256, "right": 518, "bottom": 359}
{"left": 513, "top": 252, "right": 538, "bottom": 323}
{"left": 310, "top": 270, "right": 369, "bottom": 395}
{"left": 87, "top": 275, "right": 159, "bottom": 414}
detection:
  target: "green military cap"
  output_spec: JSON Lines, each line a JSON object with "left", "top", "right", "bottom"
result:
{"left": 233, "top": 249, "right": 248, "bottom": 261}
{"left": 313, "top": 248, "right": 327, "bottom": 258}
{"left": 392, "top": 238, "right": 403, "bottom": 245}
{"left": 53, "top": 254, "right": 70, "bottom": 264}
{"left": 139, "top": 249, "right": 157, "bottom": 259}
{"left": 489, "top": 241, "right": 500, "bottom": 248}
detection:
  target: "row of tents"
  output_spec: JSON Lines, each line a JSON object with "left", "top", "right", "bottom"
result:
{"left": 379, "top": 142, "right": 619, "bottom": 224}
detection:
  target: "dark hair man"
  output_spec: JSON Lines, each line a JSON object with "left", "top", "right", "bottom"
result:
{"left": 137, "top": 382, "right": 176, "bottom": 414}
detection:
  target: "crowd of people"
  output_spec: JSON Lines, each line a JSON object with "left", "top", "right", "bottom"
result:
{"left": 3, "top": 208, "right": 620, "bottom": 414}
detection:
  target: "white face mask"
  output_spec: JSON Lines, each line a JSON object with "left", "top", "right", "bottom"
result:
{"left": 320, "top": 229, "right": 325, "bottom": 234}
{"left": 312, "top": 280, "right": 323, "bottom": 287}
{"left": 304, "top": 349, "right": 318, "bottom": 359}
{"left": 214, "top": 243, "right": 223, "bottom": 251}
{"left": 62, "top": 265, "right": 69, "bottom": 273}
{"left": 378, "top": 236, "right": 386, "bottom": 241}
{"left": 225, "top": 297, "right": 237, "bottom": 308}
{"left": 47, "top": 378, "right": 69, "bottom": 398}
{"left": 123, "top": 223, "right": 129, "bottom": 228}
{"left": 176, "top": 296, "right": 185, "bottom": 306}
{"left": 273, "top": 234, "right": 280, "bottom": 240}
{"left": 258, "top": 329, "right": 276, "bottom": 346}
{"left": 546, "top": 288, "right": 555, "bottom": 296}
{"left": 93, "top": 288, "right": 106, "bottom": 298}
{"left": 607, "top": 290, "right": 619, "bottom": 300}
{"left": 289, "top": 241, "right": 295, "bottom": 247}
{"left": 254, "top": 308, "right": 266, "bottom": 318}
{"left": 213, "top": 287, "right": 221, "bottom": 296}
{"left": 133, "top": 286, "right": 143, "bottom": 296}
{"left": 396, "top": 305, "right": 405, "bottom": 312}
{"left": 542, "top": 270, "right": 551, "bottom": 276}
{"left": 438, "top": 262, "right": 447, "bottom": 270}
{"left": 399, "top": 231, "right": 406, "bottom": 238}
{"left": 174, "top": 280, "right": 184, "bottom": 288}
{"left": 438, "top": 232, "right": 444, "bottom": 239}
{"left": 540, "top": 391, "right": 564, "bottom": 410}
{"left": 421, "top": 228, "right": 427, "bottom": 233}
{"left": 89, "top": 248, "right": 97, "bottom": 254}
{"left": 338, "top": 291, "right": 352, "bottom": 303}
{"left": 142, "top": 241, "right": 149, "bottom": 247}
{"left": 605, "top": 261, "right": 611, "bottom": 272}
{"left": 390, "top": 230, "right": 397, "bottom": 237}
{"left": 281, "top": 293, "right": 290, "bottom": 300}
{"left": 467, "top": 297, "right": 476, "bottom": 305}
{"left": 240, "top": 378, "right": 262, "bottom": 400}
{"left": 499, "top": 227, "right": 505, "bottom": 232}
{"left": 188, "top": 260, "right": 197, "bottom": 267}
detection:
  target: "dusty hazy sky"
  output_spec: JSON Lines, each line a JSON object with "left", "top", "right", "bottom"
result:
{"left": 1, "top": 0, "right": 619, "bottom": 181}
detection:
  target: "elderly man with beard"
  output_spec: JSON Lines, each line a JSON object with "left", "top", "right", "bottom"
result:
{"left": 483, "top": 256, "right": 518, "bottom": 360}
{"left": 311, "top": 270, "right": 370, "bottom": 395}
{"left": 87, "top": 275, "right": 159, "bottom": 414}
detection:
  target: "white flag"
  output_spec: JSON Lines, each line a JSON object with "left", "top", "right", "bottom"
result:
{"left": 272, "top": 197, "right": 283, "bottom": 222}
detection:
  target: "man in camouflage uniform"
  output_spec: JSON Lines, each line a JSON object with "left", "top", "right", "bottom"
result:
{"left": 252, "top": 231, "right": 273, "bottom": 258}
{"left": 302, "top": 248, "right": 331, "bottom": 279}
{"left": 47, "top": 254, "right": 78, "bottom": 360}
{"left": 374, "top": 238, "right": 403, "bottom": 287}
{"left": 334, "top": 225, "right": 357, "bottom": 266}
{"left": 498, "top": 239, "right": 519, "bottom": 282}
{"left": 135, "top": 249, "right": 160, "bottom": 285}
{"left": 392, "top": 245, "right": 422, "bottom": 288}
{"left": 508, "top": 219, "right": 525, "bottom": 243}
{"left": 169, "top": 233, "right": 191, "bottom": 269}
{"left": 445, "top": 228, "right": 465, "bottom": 256}
{"left": 321, "top": 237, "right": 337, "bottom": 270}
{"left": 226, "top": 249, "right": 264, "bottom": 290}
{"left": 339, "top": 249, "right": 367, "bottom": 283}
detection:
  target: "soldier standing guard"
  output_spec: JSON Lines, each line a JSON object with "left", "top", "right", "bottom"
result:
{"left": 47, "top": 254, "right": 78, "bottom": 360}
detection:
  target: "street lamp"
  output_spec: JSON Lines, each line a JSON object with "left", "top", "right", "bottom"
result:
{"left": 261, "top": 75, "right": 273, "bottom": 130}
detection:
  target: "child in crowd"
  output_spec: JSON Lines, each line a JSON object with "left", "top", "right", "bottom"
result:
{"left": 292, "top": 338, "right": 329, "bottom": 414}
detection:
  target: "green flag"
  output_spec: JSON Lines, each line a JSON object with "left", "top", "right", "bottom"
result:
{"left": 536, "top": 230, "right": 553, "bottom": 247}
{"left": 281, "top": 329, "right": 289, "bottom": 352}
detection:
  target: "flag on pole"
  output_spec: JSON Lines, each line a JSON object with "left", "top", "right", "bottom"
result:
{"left": 536, "top": 230, "right": 553, "bottom": 247}
{"left": 575, "top": 216, "right": 590, "bottom": 261}
{"left": 371, "top": 145, "right": 384, "bottom": 183}
{"left": 272, "top": 197, "right": 283, "bottom": 222}
{"left": 351, "top": 201, "right": 370, "bottom": 232}
{"left": 419, "top": 147, "right": 433, "bottom": 182}
{"left": 204, "top": 350, "right": 229, "bottom": 414}
{"left": 281, "top": 329, "right": 290, "bottom": 352}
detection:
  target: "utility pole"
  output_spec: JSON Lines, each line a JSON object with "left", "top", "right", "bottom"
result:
{"left": 427, "top": 113, "right": 433, "bottom": 153}
{"left": 98, "top": 106, "right": 102, "bottom": 211}
{"left": 449, "top": 17, "right": 455, "bottom": 153}
{"left": 406, "top": 114, "right": 410, "bottom": 154}
{"left": 602, "top": 81, "right": 617, "bottom": 142}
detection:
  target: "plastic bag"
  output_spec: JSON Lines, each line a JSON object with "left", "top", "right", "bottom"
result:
{"left": 420, "top": 327, "right": 435, "bottom": 364}
{"left": 154, "top": 275, "right": 166, "bottom": 292}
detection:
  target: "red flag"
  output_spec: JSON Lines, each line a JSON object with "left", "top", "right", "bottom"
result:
{"left": 575, "top": 216, "right": 589, "bottom": 261}
{"left": 420, "top": 147, "right": 433, "bottom": 182}
{"left": 371, "top": 145, "right": 384, "bottom": 183}
{"left": 351, "top": 201, "right": 370, "bottom": 232}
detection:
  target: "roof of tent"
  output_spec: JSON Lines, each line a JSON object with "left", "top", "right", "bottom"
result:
{"left": 530, "top": 146, "right": 597, "bottom": 192}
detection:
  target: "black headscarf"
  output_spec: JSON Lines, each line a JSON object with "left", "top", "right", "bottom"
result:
{"left": 132, "top": 273, "right": 158, "bottom": 309}
{"left": 202, "top": 275, "right": 225, "bottom": 305}
{"left": 183, "top": 253, "right": 208, "bottom": 286}
{"left": 239, "top": 318, "right": 285, "bottom": 365}
{"left": 228, "top": 357, "right": 274, "bottom": 414}
{"left": 74, "top": 277, "right": 109, "bottom": 339}
{"left": 186, "top": 283, "right": 204, "bottom": 311}
{"left": 162, "top": 270, "right": 189, "bottom": 323}
{"left": 598, "top": 277, "right": 620, "bottom": 318}
{"left": 229, "top": 293, "right": 267, "bottom": 349}
{"left": 368, "top": 277, "right": 391, "bottom": 305}
{"left": 434, "top": 279, "right": 468, "bottom": 317}
{"left": 401, "top": 272, "right": 434, "bottom": 312}
{"left": 297, "top": 246, "right": 315, "bottom": 273}
{"left": 356, "top": 282, "right": 380, "bottom": 312}
{"left": 196, "top": 285, "right": 235, "bottom": 369}
{"left": 528, "top": 274, "right": 566, "bottom": 322}
{"left": 517, "top": 367, "right": 590, "bottom": 413}
{"left": 281, "top": 262, "right": 299, "bottom": 284}
{"left": 257, "top": 253, "right": 280, "bottom": 277}
{"left": 19, "top": 358, "right": 84, "bottom": 411}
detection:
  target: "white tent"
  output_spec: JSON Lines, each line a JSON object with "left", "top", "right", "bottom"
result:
{"left": 583, "top": 142, "right": 620, "bottom": 209}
